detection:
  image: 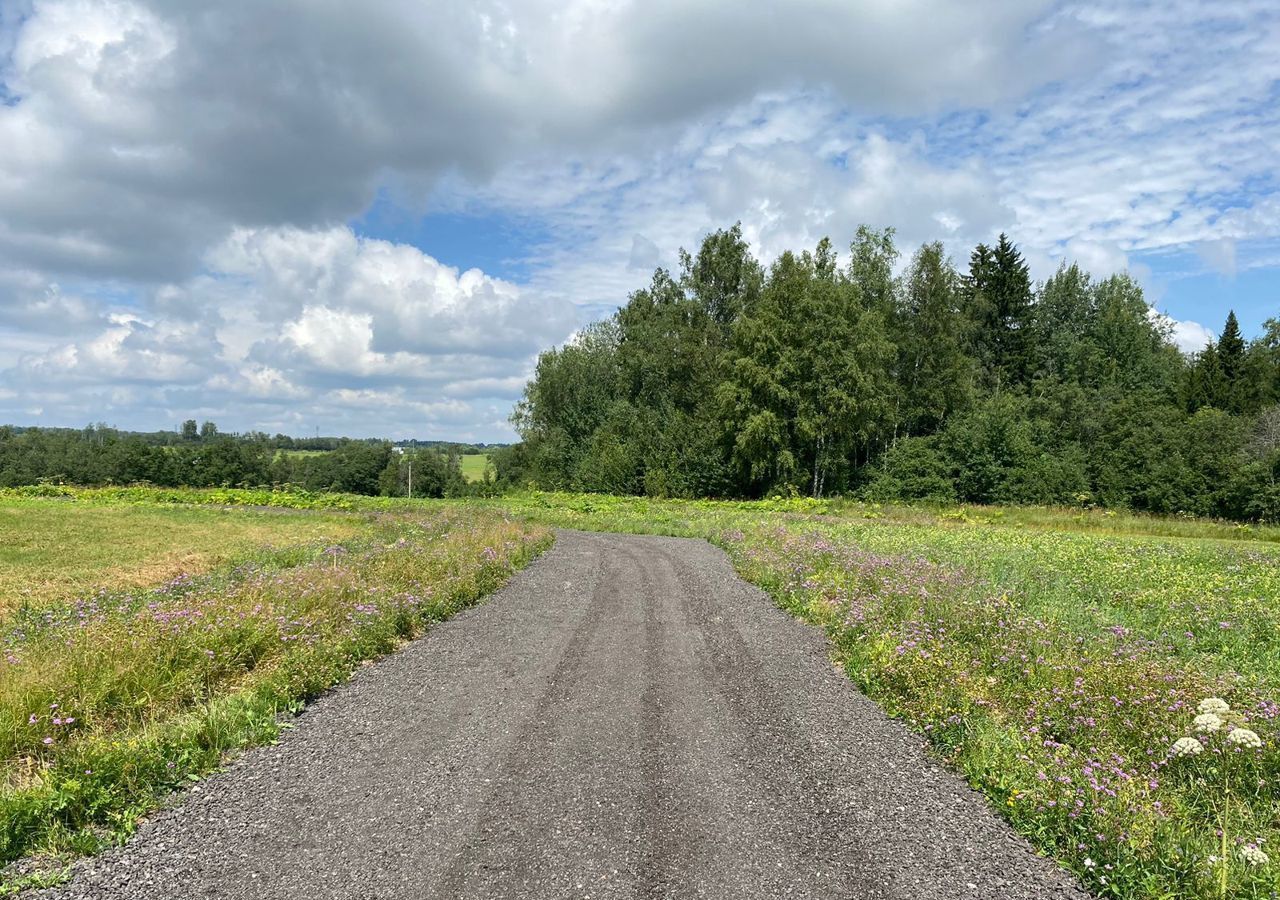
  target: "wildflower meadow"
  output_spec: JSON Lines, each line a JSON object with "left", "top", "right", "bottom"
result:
{"left": 499, "top": 492, "right": 1280, "bottom": 899}
{"left": 5, "top": 486, "right": 1279, "bottom": 898}
{"left": 0, "top": 493, "right": 550, "bottom": 880}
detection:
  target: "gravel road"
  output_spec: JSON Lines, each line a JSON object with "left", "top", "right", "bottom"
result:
{"left": 39, "top": 530, "right": 1089, "bottom": 899}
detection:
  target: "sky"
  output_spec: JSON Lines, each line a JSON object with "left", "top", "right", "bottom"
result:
{"left": 0, "top": 0, "right": 1277, "bottom": 442}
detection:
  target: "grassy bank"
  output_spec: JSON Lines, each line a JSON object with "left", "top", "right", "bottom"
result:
{"left": 0, "top": 495, "right": 550, "bottom": 883}
{"left": 493, "top": 492, "right": 1280, "bottom": 899}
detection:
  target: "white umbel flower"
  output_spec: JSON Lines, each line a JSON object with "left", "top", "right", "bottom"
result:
{"left": 1240, "top": 845, "right": 1269, "bottom": 866}
{"left": 1193, "top": 712, "right": 1224, "bottom": 733}
{"left": 1227, "top": 728, "right": 1263, "bottom": 749}
{"left": 1198, "top": 698, "right": 1231, "bottom": 715}
{"left": 1171, "top": 737, "right": 1204, "bottom": 757}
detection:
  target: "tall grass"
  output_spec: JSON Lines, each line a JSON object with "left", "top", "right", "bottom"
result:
{"left": 0, "top": 506, "right": 550, "bottom": 872}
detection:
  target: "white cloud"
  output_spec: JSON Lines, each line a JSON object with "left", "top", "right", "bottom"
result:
{"left": 2, "top": 226, "right": 579, "bottom": 439}
{"left": 1196, "top": 239, "right": 1237, "bottom": 278}
{"left": 986, "top": 1, "right": 1280, "bottom": 261}
{"left": 0, "top": 0, "right": 1277, "bottom": 437}
{"left": 1168, "top": 317, "right": 1217, "bottom": 354}
{"left": 0, "top": 0, "right": 1066, "bottom": 287}
{"left": 454, "top": 96, "right": 1014, "bottom": 314}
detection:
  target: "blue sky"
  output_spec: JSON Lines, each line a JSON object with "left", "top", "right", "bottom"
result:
{"left": 0, "top": 0, "right": 1277, "bottom": 440}
{"left": 354, "top": 194, "right": 544, "bottom": 284}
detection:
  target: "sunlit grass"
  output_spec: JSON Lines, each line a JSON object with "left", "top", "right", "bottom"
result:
{"left": 492, "top": 491, "right": 1280, "bottom": 899}
{"left": 459, "top": 453, "right": 491, "bottom": 483}
{"left": 0, "top": 496, "right": 550, "bottom": 875}
{"left": 0, "top": 499, "right": 360, "bottom": 616}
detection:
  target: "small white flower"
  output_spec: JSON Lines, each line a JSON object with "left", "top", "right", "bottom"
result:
{"left": 1082, "top": 857, "right": 1095, "bottom": 869}
{"left": 1193, "top": 712, "right": 1224, "bottom": 733}
{"left": 1172, "top": 737, "right": 1204, "bottom": 757}
{"left": 1240, "top": 845, "right": 1269, "bottom": 866}
{"left": 1227, "top": 728, "right": 1263, "bottom": 749}
{"left": 1198, "top": 698, "right": 1231, "bottom": 715}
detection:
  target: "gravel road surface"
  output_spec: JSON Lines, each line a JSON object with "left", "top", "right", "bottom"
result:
{"left": 40, "top": 530, "right": 1088, "bottom": 899}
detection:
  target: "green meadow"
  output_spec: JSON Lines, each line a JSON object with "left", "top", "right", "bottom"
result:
{"left": 459, "top": 453, "right": 491, "bottom": 483}
{"left": 4, "top": 486, "right": 1280, "bottom": 897}
{"left": 0, "top": 488, "right": 549, "bottom": 885}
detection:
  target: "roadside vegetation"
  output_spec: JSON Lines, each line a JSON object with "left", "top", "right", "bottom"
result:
{"left": 494, "top": 492, "right": 1280, "bottom": 899}
{"left": 5, "top": 483, "right": 1279, "bottom": 897}
{"left": 0, "top": 489, "right": 549, "bottom": 883}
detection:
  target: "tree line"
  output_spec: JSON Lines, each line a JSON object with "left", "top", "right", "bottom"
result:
{"left": 0, "top": 424, "right": 496, "bottom": 499}
{"left": 505, "top": 224, "right": 1280, "bottom": 521}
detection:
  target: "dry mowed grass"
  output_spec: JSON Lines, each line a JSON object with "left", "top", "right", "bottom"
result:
{"left": 0, "top": 499, "right": 359, "bottom": 616}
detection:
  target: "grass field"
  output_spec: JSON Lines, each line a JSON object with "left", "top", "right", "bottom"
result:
{"left": 491, "top": 493, "right": 1280, "bottom": 899}
{"left": 6, "top": 486, "right": 1279, "bottom": 898}
{"left": 0, "top": 499, "right": 359, "bottom": 616}
{"left": 0, "top": 489, "right": 550, "bottom": 884}
{"left": 273, "top": 448, "right": 330, "bottom": 458}
{"left": 459, "top": 452, "right": 490, "bottom": 483}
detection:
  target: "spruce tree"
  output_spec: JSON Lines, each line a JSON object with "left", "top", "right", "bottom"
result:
{"left": 962, "top": 236, "right": 1036, "bottom": 390}
{"left": 1218, "top": 310, "right": 1246, "bottom": 412}
{"left": 988, "top": 233, "right": 1035, "bottom": 386}
{"left": 1185, "top": 341, "right": 1223, "bottom": 412}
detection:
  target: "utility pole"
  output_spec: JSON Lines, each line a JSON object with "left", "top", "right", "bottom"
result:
{"left": 407, "top": 459, "right": 412, "bottom": 499}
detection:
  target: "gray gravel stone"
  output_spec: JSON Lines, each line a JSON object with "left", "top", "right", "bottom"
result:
{"left": 35, "top": 529, "right": 1090, "bottom": 899}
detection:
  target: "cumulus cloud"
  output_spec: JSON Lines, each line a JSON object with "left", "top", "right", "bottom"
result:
{"left": 448, "top": 94, "right": 1015, "bottom": 315}
{"left": 2, "top": 227, "right": 579, "bottom": 438}
{"left": 0, "top": 0, "right": 1277, "bottom": 438}
{"left": 0, "top": 0, "right": 1067, "bottom": 287}
{"left": 1162, "top": 315, "right": 1217, "bottom": 354}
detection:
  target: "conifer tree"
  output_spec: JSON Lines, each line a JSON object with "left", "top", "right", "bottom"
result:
{"left": 1218, "top": 310, "right": 1247, "bottom": 412}
{"left": 962, "top": 234, "right": 1034, "bottom": 389}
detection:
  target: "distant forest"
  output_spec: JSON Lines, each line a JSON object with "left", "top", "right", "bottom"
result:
{"left": 505, "top": 225, "right": 1280, "bottom": 522}
{"left": 0, "top": 424, "right": 503, "bottom": 499}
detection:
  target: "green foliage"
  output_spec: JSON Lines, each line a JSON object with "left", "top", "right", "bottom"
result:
{"left": 722, "top": 238, "right": 895, "bottom": 496}
{"left": 509, "top": 223, "right": 1280, "bottom": 523}
{"left": 862, "top": 437, "right": 955, "bottom": 503}
{"left": 377, "top": 449, "right": 466, "bottom": 499}
{"left": 0, "top": 425, "right": 417, "bottom": 500}
{"left": 963, "top": 233, "right": 1035, "bottom": 389}
{"left": 895, "top": 241, "right": 973, "bottom": 436}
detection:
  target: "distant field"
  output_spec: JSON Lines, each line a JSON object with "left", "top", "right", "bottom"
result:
{"left": 459, "top": 453, "right": 490, "bottom": 482}
{"left": 274, "top": 448, "right": 329, "bottom": 459}
{"left": 0, "top": 498, "right": 358, "bottom": 616}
